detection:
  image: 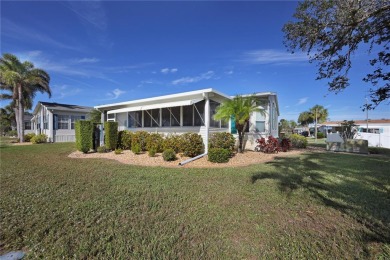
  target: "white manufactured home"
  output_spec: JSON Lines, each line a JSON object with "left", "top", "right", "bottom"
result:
{"left": 320, "top": 119, "right": 390, "bottom": 149}
{"left": 31, "top": 102, "right": 93, "bottom": 142}
{"left": 95, "top": 88, "right": 279, "bottom": 150}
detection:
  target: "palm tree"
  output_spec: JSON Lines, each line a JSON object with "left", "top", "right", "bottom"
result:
{"left": 309, "top": 105, "right": 328, "bottom": 139}
{"left": 214, "top": 95, "right": 265, "bottom": 153}
{"left": 0, "top": 53, "right": 51, "bottom": 142}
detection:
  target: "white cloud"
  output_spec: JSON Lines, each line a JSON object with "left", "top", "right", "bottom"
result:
{"left": 296, "top": 97, "right": 308, "bottom": 106}
{"left": 106, "top": 88, "right": 126, "bottom": 100}
{"left": 52, "top": 84, "right": 81, "bottom": 99}
{"left": 75, "top": 57, "right": 100, "bottom": 63}
{"left": 172, "top": 71, "right": 215, "bottom": 85}
{"left": 161, "top": 68, "right": 178, "bottom": 74}
{"left": 241, "top": 49, "right": 309, "bottom": 65}
{"left": 225, "top": 70, "right": 234, "bottom": 75}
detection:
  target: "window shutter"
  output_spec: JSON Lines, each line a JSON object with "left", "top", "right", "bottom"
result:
{"left": 230, "top": 115, "right": 237, "bottom": 134}
{"left": 53, "top": 114, "right": 58, "bottom": 130}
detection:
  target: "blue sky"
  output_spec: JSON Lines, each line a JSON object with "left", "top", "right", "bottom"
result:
{"left": 1, "top": 1, "right": 388, "bottom": 121}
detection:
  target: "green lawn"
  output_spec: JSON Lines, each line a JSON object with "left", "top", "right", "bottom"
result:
{"left": 1, "top": 142, "right": 389, "bottom": 258}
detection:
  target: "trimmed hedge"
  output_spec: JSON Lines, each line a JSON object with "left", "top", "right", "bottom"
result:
{"left": 209, "top": 132, "right": 235, "bottom": 154}
{"left": 117, "top": 130, "right": 133, "bottom": 149}
{"left": 132, "top": 131, "right": 150, "bottom": 151}
{"left": 162, "top": 134, "right": 183, "bottom": 153}
{"left": 181, "top": 133, "right": 204, "bottom": 157}
{"left": 208, "top": 148, "right": 230, "bottom": 163}
{"left": 162, "top": 149, "right": 177, "bottom": 161}
{"left": 290, "top": 134, "right": 308, "bottom": 148}
{"left": 316, "top": 132, "right": 325, "bottom": 139}
{"left": 75, "top": 121, "right": 93, "bottom": 153}
{"left": 24, "top": 133, "right": 36, "bottom": 142}
{"left": 104, "top": 121, "right": 118, "bottom": 150}
{"left": 146, "top": 133, "right": 164, "bottom": 152}
{"left": 31, "top": 134, "right": 48, "bottom": 144}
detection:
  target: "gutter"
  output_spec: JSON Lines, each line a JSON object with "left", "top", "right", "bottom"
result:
{"left": 178, "top": 152, "right": 208, "bottom": 166}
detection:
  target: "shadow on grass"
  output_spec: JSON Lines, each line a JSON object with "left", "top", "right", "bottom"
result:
{"left": 251, "top": 152, "right": 390, "bottom": 244}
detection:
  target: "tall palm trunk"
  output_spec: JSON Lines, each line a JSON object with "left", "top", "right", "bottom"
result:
{"left": 18, "top": 84, "right": 24, "bottom": 142}
{"left": 13, "top": 106, "right": 20, "bottom": 137}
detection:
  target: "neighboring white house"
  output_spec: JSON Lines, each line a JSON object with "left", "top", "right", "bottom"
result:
{"left": 320, "top": 119, "right": 390, "bottom": 149}
{"left": 94, "top": 88, "right": 279, "bottom": 150}
{"left": 31, "top": 102, "right": 93, "bottom": 142}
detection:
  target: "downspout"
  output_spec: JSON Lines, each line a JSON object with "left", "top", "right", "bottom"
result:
{"left": 178, "top": 92, "right": 210, "bottom": 166}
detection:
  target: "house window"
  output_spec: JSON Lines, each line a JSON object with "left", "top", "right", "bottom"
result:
{"left": 144, "top": 109, "right": 160, "bottom": 127}
{"left": 58, "top": 115, "right": 69, "bottom": 129}
{"left": 182, "top": 105, "right": 193, "bottom": 126}
{"left": 255, "top": 121, "right": 265, "bottom": 132}
{"left": 128, "top": 111, "right": 142, "bottom": 128}
{"left": 107, "top": 113, "right": 115, "bottom": 122}
{"left": 43, "top": 113, "right": 49, "bottom": 130}
{"left": 194, "top": 100, "right": 205, "bottom": 126}
{"left": 161, "top": 107, "right": 180, "bottom": 127}
{"left": 209, "top": 100, "right": 220, "bottom": 128}
{"left": 24, "top": 121, "right": 32, "bottom": 130}
{"left": 71, "top": 115, "right": 84, "bottom": 129}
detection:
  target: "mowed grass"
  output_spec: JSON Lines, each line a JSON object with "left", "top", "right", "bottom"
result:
{"left": 1, "top": 142, "right": 389, "bottom": 258}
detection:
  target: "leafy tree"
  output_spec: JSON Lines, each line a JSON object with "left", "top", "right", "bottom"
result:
{"left": 214, "top": 95, "right": 265, "bottom": 153}
{"left": 0, "top": 53, "right": 51, "bottom": 142}
{"left": 0, "top": 105, "right": 14, "bottom": 135}
{"left": 283, "top": 0, "right": 389, "bottom": 109}
{"left": 89, "top": 109, "right": 102, "bottom": 124}
{"left": 279, "top": 119, "right": 298, "bottom": 134}
{"left": 340, "top": 120, "right": 357, "bottom": 140}
{"left": 298, "top": 111, "right": 313, "bottom": 126}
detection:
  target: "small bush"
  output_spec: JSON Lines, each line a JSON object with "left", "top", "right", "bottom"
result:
{"left": 290, "top": 134, "right": 307, "bottom": 148}
{"left": 117, "top": 130, "right": 133, "bottom": 149}
{"left": 24, "top": 133, "right": 36, "bottom": 142}
{"left": 162, "top": 148, "right": 177, "bottom": 161}
{"left": 104, "top": 121, "right": 118, "bottom": 150}
{"left": 146, "top": 133, "right": 164, "bottom": 152}
{"left": 8, "top": 130, "right": 17, "bottom": 137}
{"left": 31, "top": 134, "right": 48, "bottom": 144}
{"left": 162, "top": 134, "right": 183, "bottom": 153}
{"left": 114, "top": 148, "right": 123, "bottom": 155}
{"left": 131, "top": 143, "right": 141, "bottom": 154}
{"left": 208, "top": 148, "right": 230, "bottom": 163}
{"left": 75, "top": 120, "right": 93, "bottom": 153}
{"left": 132, "top": 131, "right": 150, "bottom": 151}
{"left": 209, "top": 132, "right": 235, "bottom": 154}
{"left": 148, "top": 147, "right": 157, "bottom": 157}
{"left": 97, "top": 146, "right": 107, "bottom": 153}
{"left": 181, "top": 133, "right": 204, "bottom": 157}
{"left": 280, "top": 138, "right": 291, "bottom": 152}
{"left": 316, "top": 132, "right": 325, "bottom": 139}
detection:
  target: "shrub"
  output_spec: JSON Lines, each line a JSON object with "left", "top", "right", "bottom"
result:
{"left": 208, "top": 148, "right": 230, "bottom": 163}
{"left": 114, "top": 148, "right": 123, "bottom": 155}
{"left": 75, "top": 121, "right": 93, "bottom": 153}
{"left": 181, "top": 133, "right": 204, "bottom": 157}
{"left": 97, "top": 146, "right": 107, "bottom": 153}
{"left": 31, "top": 134, "right": 48, "bottom": 144}
{"left": 148, "top": 147, "right": 157, "bottom": 157}
{"left": 290, "top": 134, "right": 307, "bottom": 148}
{"left": 104, "top": 121, "right": 118, "bottom": 150}
{"left": 146, "top": 133, "right": 164, "bottom": 152}
{"left": 280, "top": 138, "right": 291, "bottom": 152}
{"left": 316, "top": 132, "right": 325, "bottom": 139}
{"left": 162, "top": 134, "right": 183, "bottom": 153}
{"left": 8, "top": 130, "right": 17, "bottom": 137}
{"left": 132, "top": 131, "right": 150, "bottom": 151}
{"left": 162, "top": 148, "right": 177, "bottom": 161}
{"left": 117, "top": 130, "right": 133, "bottom": 150}
{"left": 131, "top": 143, "right": 141, "bottom": 154}
{"left": 24, "top": 133, "right": 36, "bottom": 142}
{"left": 209, "top": 132, "right": 235, "bottom": 154}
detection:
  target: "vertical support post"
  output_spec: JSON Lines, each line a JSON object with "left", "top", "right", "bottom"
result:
{"left": 180, "top": 106, "right": 183, "bottom": 127}
{"left": 100, "top": 110, "right": 104, "bottom": 146}
{"left": 49, "top": 111, "right": 53, "bottom": 142}
{"left": 204, "top": 93, "right": 210, "bottom": 154}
